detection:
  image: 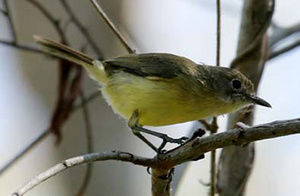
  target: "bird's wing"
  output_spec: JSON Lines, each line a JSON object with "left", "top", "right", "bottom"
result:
{"left": 103, "top": 53, "right": 196, "bottom": 79}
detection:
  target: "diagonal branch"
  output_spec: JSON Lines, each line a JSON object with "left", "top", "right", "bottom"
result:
{"left": 0, "top": 89, "right": 100, "bottom": 176}
{"left": 59, "top": 0, "right": 104, "bottom": 58}
{"left": 88, "top": 0, "right": 135, "bottom": 53}
{"left": 269, "top": 38, "right": 300, "bottom": 60}
{"left": 3, "top": 0, "right": 17, "bottom": 42}
{"left": 0, "top": 7, "right": 8, "bottom": 15}
{"left": 12, "top": 151, "right": 156, "bottom": 196}
{"left": 12, "top": 118, "right": 300, "bottom": 196}
{"left": 25, "top": 0, "right": 65, "bottom": 42}
{"left": 268, "top": 22, "right": 300, "bottom": 60}
{"left": 0, "top": 128, "right": 52, "bottom": 175}
{"left": 269, "top": 22, "right": 300, "bottom": 47}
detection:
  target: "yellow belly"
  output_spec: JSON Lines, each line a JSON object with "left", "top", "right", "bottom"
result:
{"left": 102, "top": 72, "right": 243, "bottom": 126}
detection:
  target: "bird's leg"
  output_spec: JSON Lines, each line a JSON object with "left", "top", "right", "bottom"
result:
{"left": 128, "top": 110, "right": 188, "bottom": 153}
{"left": 128, "top": 110, "right": 158, "bottom": 152}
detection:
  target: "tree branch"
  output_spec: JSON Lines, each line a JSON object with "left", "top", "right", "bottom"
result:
{"left": 0, "top": 90, "right": 100, "bottom": 176}
{"left": 268, "top": 22, "right": 300, "bottom": 60}
{"left": 12, "top": 151, "right": 156, "bottom": 196}
{"left": 59, "top": 0, "right": 104, "bottom": 58}
{"left": 217, "top": 0, "right": 274, "bottom": 195}
{"left": 269, "top": 38, "right": 300, "bottom": 60}
{"left": 0, "top": 129, "right": 51, "bottom": 175}
{"left": 160, "top": 118, "right": 300, "bottom": 168}
{"left": 25, "top": 0, "right": 65, "bottom": 42}
{"left": 12, "top": 118, "right": 300, "bottom": 195}
{"left": 88, "top": 0, "right": 135, "bottom": 53}
{"left": 151, "top": 168, "right": 173, "bottom": 196}
{"left": 0, "top": 40, "right": 44, "bottom": 54}
{"left": 3, "top": 0, "right": 17, "bottom": 43}
{"left": 269, "top": 22, "right": 300, "bottom": 47}
{"left": 0, "top": 7, "right": 8, "bottom": 15}
{"left": 209, "top": 1, "right": 222, "bottom": 195}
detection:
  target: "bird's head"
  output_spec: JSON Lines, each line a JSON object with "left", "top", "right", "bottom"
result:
{"left": 203, "top": 66, "right": 271, "bottom": 109}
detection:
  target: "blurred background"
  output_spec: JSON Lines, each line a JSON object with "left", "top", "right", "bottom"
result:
{"left": 0, "top": 0, "right": 300, "bottom": 195}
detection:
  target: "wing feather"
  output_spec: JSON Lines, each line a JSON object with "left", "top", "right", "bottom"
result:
{"left": 103, "top": 53, "right": 197, "bottom": 79}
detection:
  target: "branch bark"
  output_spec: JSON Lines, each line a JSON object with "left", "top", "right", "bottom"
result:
{"left": 269, "top": 22, "right": 300, "bottom": 47}
{"left": 13, "top": 118, "right": 300, "bottom": 195}
{"left": 217, "top": 0, "right": 273, "bottom": 195}
{"left": 151, "top": 168, "right": 173, "bottom": 196}
{"left": 268, "top": 22, "right": 300, "bottom": 60}
{"left": 13, "top": 151, "right": 156, "bottom": 196}
{"left": 269, "top": 38, "right": 300, "bottom": 60}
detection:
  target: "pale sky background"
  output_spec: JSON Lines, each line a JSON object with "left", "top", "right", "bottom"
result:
{"left": 0, "top": 0, "right": 300, "bottom": 195}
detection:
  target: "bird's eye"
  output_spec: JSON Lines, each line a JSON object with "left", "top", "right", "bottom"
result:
{"left": 231, "top": 79, "right": 241, "bottom": 90}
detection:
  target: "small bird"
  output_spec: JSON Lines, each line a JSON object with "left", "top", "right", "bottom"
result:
{"left": 34, "top": 36, "right": 271, "bottom": 152}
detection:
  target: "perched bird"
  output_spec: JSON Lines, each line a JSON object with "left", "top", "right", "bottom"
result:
{"left": 34, "top": 36, "right": 271, "bottom": 152}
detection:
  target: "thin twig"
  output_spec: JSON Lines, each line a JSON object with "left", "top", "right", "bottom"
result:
{"left": 25, "top": 0, "right": 65, "bottom": 42}
{"left": 1, "top": 0, "right": 67, "bottom": 53}
{"left": 0, "top": 0, "right": 69, "bottom": 176}
{"left": 88, "top": 0, "right": 135, "bottom": 53}
{"left": 13, "top": 118, "right": 300, "bottom": 195}
{"left": 0, "top": 7, "right": 8, "bottom": 15}
{"left": 0, "top": 40, "right": 44, "bottom": 54}
{"left": 268, "top": 38, "right": 300, "bottom": 60}
{"left": 3, "top": 0, "right": 17, "bottom": 43}
{"left": 72, "top": 91, "right": 101, "bottom": 112}
{"left": 0, "top": 90, "right": 99, "bottom": 175}
{"left": 210, "top": 1, "right": 221, "bottom": 195}
{"left": 268, "top": 22, "right": 300, "bottom": 60}
{"left": 269, "top": 22, "right": 300, "bottom": 47}
{"left": 59, "top": 0, "right": 104, "bottom": 58}
{"left": 0, "top": 129, "right": 51, "bottom": 175}
{"left": 13, "top": 151, "right": 156, "bottom": 196}
{"left": 76, "top": 91, "right": 94, "bottom": 196}
{"left": 216, "top": 0, "right": 221, "bottom": 67}
{"left": 210, "top": 150, "right": 216, "bottom": 196}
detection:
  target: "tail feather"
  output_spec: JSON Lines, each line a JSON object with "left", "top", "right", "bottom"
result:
{"left": 34, "top": 35, "right": 107, "bottom": 84}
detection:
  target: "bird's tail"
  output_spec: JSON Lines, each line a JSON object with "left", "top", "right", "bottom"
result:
{"left": 34, "top": 35, "right": 107, "bottom": 84}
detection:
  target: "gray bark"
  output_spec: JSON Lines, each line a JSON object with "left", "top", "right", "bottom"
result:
{"left": 217, "top": 0, "right": 271, "bottom": 195}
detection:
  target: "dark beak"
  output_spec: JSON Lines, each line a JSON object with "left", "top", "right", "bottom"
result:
{"left": 247, "top": 94, "right": 272, "bottom": 108}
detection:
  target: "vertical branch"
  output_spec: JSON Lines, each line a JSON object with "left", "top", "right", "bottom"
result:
{"left": 151, "top": 168, "right": 173, "bottom": 196}
{"left": 3, "top": 0, "right": 17, "bottom": 42}
{"left": 217, "top": 0, "right": 274, "bottom": 195}
{"left": 216, "top": 0, "right": 221, "bottom": 67}
{"left": 210, "top": 1, "right": 221, "bottom": 195}
{"left": 88, "top": 0, "right": 135, "bottom": 53}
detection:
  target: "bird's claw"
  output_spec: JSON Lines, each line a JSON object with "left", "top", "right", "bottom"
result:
{"left": 162, "top": 135, "right": 188, "bottom": 144}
